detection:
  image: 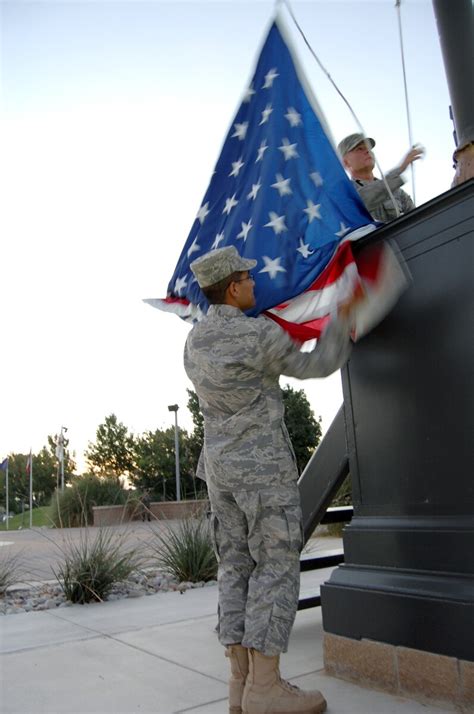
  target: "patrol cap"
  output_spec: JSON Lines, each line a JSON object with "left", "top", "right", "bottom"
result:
{"left": 337, "top": 133, "right": 375, "bottom": 157}
{"left": 190, "top": 246, "right": 257, "bottom": 289}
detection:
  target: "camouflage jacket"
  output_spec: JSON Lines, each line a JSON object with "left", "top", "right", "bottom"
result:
{"left": 354, "top": 169, "right": 414, "bottom": 223}
{"left": 184, "top": 305, "right": 351, "bottom": 492}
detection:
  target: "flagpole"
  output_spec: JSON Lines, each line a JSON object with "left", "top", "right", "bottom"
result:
{"left": 60, "top": 426, "right": 67, "bottom": 491}
{"left": 29, "top": 450, "right": 33, "bottom": 529}
{"left": 5, "top": 460, "right": 9, "bottom": 531}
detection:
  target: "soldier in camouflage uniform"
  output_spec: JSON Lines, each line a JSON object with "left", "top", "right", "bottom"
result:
{"left": 184, "top": 246, "right": 354, "bottom": 714}
{"left": 338, "top": 133, "right": 424, "bottom": 223}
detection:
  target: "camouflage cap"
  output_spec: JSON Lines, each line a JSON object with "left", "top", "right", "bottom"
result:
{"left": 337, "top": 133, "right": 375, "bottom": 157}
{"left": 190, "top": 246, "right": 257, "bottom": 288}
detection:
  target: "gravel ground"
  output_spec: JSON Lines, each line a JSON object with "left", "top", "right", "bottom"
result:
{"left": 0, "top": 522, "right": 341, "bottom": 616}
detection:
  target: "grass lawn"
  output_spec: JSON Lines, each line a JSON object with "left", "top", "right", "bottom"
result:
{"left": 0, "top": 506, "right": 54, "bottom": 530}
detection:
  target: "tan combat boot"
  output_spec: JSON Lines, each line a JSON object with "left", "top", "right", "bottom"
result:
{"left": 226, "top": 644, "right": 249, "bottom": 714}
{"left": 242, "top": 649, "right": 327, "bottom": 714}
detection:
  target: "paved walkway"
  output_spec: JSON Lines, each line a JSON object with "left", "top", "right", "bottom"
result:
{"left": 0, "top": 522, "right": 181, "bottom": 582}
{"left": 1, "top": 583, "right": 450, "bottom": 713}
{"left": 0, "top": 528, "right": 450, "bottom": 713}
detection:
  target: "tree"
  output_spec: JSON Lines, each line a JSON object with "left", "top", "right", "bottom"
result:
{"left": 132, "top": 427, "right": 203, "bottom": 501}
{"left": 0, "top": 442, "right": 76, "bottom": 513}
{"left": 0, "top": 453, "right": 32, "bottom": 513}
{"left": 186, "top": 385, "right": 322, "bottom": 476}
{"left": 85, "top": 414, "right": 135, "bottom": 479}
{"left": 281, "top": 385, "right": 322, "bottom": 474}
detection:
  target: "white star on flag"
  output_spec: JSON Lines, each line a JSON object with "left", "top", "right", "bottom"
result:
{"left": 279, "top": 138, "right": 299, "bottom": 160}
{"left": 264, "top": 212, "right": 287, "bottom": 235}
{"left": 187, "top": 238, "right": 200, "bottom": 258}
{"left": 259, "top": 255, "right": 286, "bottom": 279}
{"left": 259, "top": 104, "right": 273, "bottom": 125}
{"left": 211, "top": 232, "right": 225, "bottom": 250}
{"left": 174, "top": 276, "right": 187, "bottom": 295}
{"left": 336, "top": 222, "right": 350, "bottom": 237}
{"left": 196, "top": 202, "right": 210, "bottom": 224}
{"left": 247, "top": 182, "right": 262, "bottom": 200}
{"left": 237, "top": 219, "right": 253, "bottom": 242}
{"left": 285, "top": 107, "right": 302, "bottom": 127}
{"left": 271, "top": 174, "right": 292, "bottom": 197}
{"left": 232, "top": 122, "right": 249, "bottom": 140}
{"left": 310, "top": 171, "right": 324, "bottom": 187}
{"left": 262, "top": 67, "right": 279, "bottom": 88}
{"left": 243, "top": 85, "right": 255, "bottom": 103}
{"left": 303, "top": 199, "right": 321, "bottom": 222}
{"left": 229, "top": 157, "right": 244, "bottom": 177}
{"left": 256, "top": 140, "right": 268, "bottom": 162}
{"left": 223, "top": 194, "right": 239, "bottom": 215}
{"left": 297, "top": 238, "right": 314, "bottom": 258}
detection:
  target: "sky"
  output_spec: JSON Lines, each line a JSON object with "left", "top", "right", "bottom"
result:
{"left": 1, "top": 0, "right": 454, "bottom": 471}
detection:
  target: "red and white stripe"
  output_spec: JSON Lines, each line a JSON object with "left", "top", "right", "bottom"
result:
{"left": 145, "top": 234, "right": 408, "bottom": 344}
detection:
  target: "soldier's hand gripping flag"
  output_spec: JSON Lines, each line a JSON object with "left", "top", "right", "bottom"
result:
{"left": 145, "top": 16, "right": 408, "bottom": 341}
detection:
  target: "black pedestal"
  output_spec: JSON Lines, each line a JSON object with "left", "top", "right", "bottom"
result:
{"left": 321, "top": 180, "right": 474, "bottom": 662}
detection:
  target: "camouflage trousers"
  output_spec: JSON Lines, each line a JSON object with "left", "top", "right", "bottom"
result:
{"left": 208, "top": 484, "right": 303, "bottom": 657}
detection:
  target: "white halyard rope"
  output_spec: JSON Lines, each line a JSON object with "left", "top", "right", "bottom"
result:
{"left": 279, "top": 0, "right": 402, "bottom": 218}
{"left": 396, "top": 0, "right": 417, "bottom": 205}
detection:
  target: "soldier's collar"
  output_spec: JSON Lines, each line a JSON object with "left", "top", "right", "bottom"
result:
{"left": 208, "top": 304, "right": 244, "bottom": 318}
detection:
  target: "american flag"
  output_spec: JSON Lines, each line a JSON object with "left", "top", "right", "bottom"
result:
{"left": 146, "top": 17, "right": 407, "bottom": 341}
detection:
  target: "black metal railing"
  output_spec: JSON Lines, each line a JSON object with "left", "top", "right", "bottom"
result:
{"left": 297, "top": 505, "right": 352, "bottom": 611}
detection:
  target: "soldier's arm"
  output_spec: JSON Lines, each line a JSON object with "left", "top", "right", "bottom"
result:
{"left": 256, "top": 315, "right": 352, "bottom": 380}
{"left": 355, "top": 170, "right": 404, "bottom": 214}
{"left": 400, "top": 189, "right": 415, "bottom": 213}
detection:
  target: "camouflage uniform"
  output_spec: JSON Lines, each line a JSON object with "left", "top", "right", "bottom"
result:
{"left": 353, "top": 172, "right": 414, "bottom": 223}
{"left": 336, "top": 133, "right": 415, "bottom": 223}
{"left": 184, "top": 304, "right": 351, "bottom": 656}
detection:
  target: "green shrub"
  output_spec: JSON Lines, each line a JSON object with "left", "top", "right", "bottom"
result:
{"left": 50, "top": 474, "right": 128, "bottom": 527}
{"left": 149, "top": 517, "right": 217, "bottom": 583}
{"left": 0, "top": 550, "right": 25, "bottom": 594}
{"left": 53, "top": 528, "right": 143, "bottom": 604}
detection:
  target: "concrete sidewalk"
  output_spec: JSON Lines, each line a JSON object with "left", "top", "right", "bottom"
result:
{"left": 0, "top": 577, "right": 449, "bottom": 714}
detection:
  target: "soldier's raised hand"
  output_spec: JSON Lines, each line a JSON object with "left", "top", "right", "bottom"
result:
{"left": 399, "top": 144, "right": 425, "bottom": 173}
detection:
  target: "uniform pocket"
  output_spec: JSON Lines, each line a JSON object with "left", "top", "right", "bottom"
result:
{"left": 258, "top": 491, "right": 303, "bottom": 556}
{"left": 283, "top": 504, "right": 303, "bottom": 553}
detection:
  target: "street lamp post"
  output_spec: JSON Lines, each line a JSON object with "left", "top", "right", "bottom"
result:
{"left": 167, "top": 404, "right": 181, "bottom": 502}
{"left": 56, "top": 426, "right": 68, "bottom": 491}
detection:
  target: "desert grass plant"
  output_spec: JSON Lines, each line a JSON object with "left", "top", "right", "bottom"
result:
{"left": 52, "top": 528, "right": 144, "bottom": 604}
{"left": 50, "top": 474, "right": 128, "bottom": 528}
{"left": 0, "top": 549, "right": 25, "bottom": 595}
{"left": 149, "top": 516, "right": 217, "bottom": 583}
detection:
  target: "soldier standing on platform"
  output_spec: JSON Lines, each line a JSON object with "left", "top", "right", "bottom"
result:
{"left": 338, "top": 132, "right": 424, "bottom": 223}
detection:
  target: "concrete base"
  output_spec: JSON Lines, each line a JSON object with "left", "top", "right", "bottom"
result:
{"left": 324, "top": 632, "right": 474, "bottom": 713}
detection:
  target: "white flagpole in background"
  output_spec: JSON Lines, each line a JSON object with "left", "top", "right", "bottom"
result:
{"left": 5, "top": 460, "right": 9, "bottom": 531}
{"left": 28, "top": 450, "right": 33, "bottom": 529}
{"left": 56, "top": 426, "right": 68, "bottom": 491}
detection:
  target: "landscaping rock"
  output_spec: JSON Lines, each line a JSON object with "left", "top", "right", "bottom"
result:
{"left": 0, "top": 567, "right": 216, "bottom": 615}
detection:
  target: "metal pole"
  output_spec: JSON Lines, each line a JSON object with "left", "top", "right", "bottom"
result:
{"left": 29, "top": 452, "right": 33, "bottom": 529}
{"left": 432, "top": 0, "right": 474, "bottom": 150}
{"left": 61, "top": 446, "right": 65, "bottom": 492}
{"left": 5, "top": 461, "right": 9, "bottom": 531}
{"left": 174, "top": 410, "right": 181, "bottom": 502}
{"left": 57, "top": 426, "right": 67, "bottom": 491}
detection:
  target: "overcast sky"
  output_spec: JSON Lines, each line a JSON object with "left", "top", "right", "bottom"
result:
{"left": 1, "top": 0, "right": 454, "bottom": 470}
